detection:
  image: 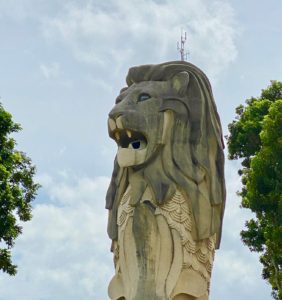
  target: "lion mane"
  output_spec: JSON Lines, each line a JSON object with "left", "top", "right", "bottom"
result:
{"left": 106, "top": 61, "right": 225, "bottom": 249}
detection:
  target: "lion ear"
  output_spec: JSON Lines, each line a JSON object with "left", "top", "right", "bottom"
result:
{"left": 170, "top": 71, "right": 190, "bottom": 96}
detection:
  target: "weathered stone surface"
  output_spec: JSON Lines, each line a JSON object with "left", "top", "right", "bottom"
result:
{"left": 106, "top": 61, "right": 226, "bottom": 300}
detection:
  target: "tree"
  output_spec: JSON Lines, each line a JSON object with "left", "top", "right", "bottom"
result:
{"left": 227, "top": 81, "right": 282, "bottom": 300}
{"left": 0, "top": 103, "right": 40, "bottom": 275}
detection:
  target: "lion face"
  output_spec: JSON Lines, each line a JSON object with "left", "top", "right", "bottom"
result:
{"left": 108, "top": 80, "right": 170, "bottom": 168}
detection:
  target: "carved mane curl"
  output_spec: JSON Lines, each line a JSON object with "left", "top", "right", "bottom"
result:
{"left": 106, "top": 61, "right": 225, "bottom": 248}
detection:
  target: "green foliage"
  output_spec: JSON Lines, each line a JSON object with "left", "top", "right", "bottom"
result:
{"left": 0, "top": 103, "right": 40, "bottom": 275}
{"left": 227, "top": 81, "right": 282, "bottom": 300}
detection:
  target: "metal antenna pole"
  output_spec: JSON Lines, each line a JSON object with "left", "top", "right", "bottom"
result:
{"left": 177, "top": 29, "right": 189, "bottom": 61}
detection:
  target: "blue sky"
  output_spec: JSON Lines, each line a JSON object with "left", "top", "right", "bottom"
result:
{"left": 0, "top": 0, "right": 281, "bottom": 299}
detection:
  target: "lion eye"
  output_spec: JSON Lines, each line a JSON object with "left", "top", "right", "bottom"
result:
{"left": 138, "top": 93, "right": 151, "bottom": 102}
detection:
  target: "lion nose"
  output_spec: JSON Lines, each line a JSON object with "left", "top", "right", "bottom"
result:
{"left": 108, "top": 108, "right": 123, "bottom": 120}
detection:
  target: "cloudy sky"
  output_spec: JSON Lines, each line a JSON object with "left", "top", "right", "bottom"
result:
{"left": 0, "top": 0, "right": 281, "bottom": 299}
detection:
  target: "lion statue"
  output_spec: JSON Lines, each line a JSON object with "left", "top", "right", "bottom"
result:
{"left": 106, "top": 61, "right": 225, "bottom": 300}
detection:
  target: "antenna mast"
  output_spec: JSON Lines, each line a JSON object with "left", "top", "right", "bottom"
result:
{"left": 177, "top": 29, "right": 188, "bottom": 61}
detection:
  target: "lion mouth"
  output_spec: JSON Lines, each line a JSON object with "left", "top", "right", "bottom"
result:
{"left": 112, "top": 129, "right": 147, "bottom": 150}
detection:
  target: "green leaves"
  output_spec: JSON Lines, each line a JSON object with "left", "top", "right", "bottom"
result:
{"left": 0, "top": 249, "right": 17, "bottom": 276}
{"left": 0, "top": 103, "right": 40, "bottom": 276}
{"left": 227, "top": 82, "right": 282, "bottom": 300}
{"left": 227, "top": 98, "right": 272, "bottom": 161}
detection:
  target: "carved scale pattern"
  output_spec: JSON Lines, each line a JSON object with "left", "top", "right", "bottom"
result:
{"left": 155, "top": 190, "right": 215, "bottom": 284}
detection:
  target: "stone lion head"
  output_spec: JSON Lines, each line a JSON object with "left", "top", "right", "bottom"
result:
{"left": 106, "top": 61, "right": 225, "bottom": 248}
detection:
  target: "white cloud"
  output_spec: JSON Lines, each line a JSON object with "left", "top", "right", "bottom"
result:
{"left": 210, "top": 247, "right": 271, "bottom": 299}
{"left": 0, "top": 174, "right": 112, "bottom": 300}
{"left": 42, "top": 0, "right": 238, "bottom": 82}
{"left": 222, "top": 160, "right": 255, "bottom": 240}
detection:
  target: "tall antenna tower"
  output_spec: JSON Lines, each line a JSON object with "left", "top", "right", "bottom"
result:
{"left": 177, "top": 29, "right": 189, "bottom": 61}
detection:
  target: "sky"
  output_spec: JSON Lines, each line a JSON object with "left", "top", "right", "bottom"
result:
{"left": 0, "top": 0, "right": 281, "bottom": 299}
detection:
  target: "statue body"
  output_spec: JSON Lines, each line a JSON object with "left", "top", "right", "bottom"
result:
{"left": 106, "top": 61, "right": 225, "bottom": 300}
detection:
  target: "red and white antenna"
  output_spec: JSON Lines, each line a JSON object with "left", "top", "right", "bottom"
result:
{"left": 177, "top": 29, "right": 189, "bottom": 61}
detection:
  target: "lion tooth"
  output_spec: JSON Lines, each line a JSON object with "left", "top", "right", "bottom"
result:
{"left": 115, "top": 132, "right": 120, "bottom": 141}
{"left": 116, "top": 116, "right": 123, "bottom": 129}
{"left": 126, "top": 130, "right": 132, "bottom": 138}
{"left": 108, "top": 118, "right": 116, "bottom": 131}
